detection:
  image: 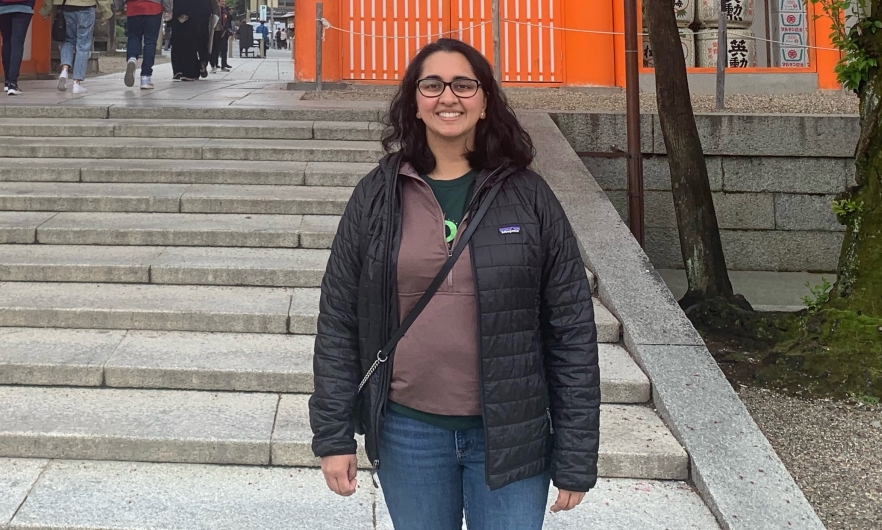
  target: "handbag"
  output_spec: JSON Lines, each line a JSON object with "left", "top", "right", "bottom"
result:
{"left": 357, "top": 175, "right": 505, "bottom": 394}
{"left": 51, "top": 0, "right": 68, "bottom": 43}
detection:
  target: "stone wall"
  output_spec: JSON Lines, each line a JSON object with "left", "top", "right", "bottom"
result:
{"left": 550, "top": 111, "right": 860, "bottom": 272}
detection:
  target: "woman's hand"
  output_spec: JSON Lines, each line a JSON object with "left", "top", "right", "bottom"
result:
{"left": 550, "top": 488, "right": 586, "bottom": 513}
{"left": 177, "top": 14, "right": 188, "bottom": 23}
{"left": 320, "top": 454, "right": 358, "bottom": 496}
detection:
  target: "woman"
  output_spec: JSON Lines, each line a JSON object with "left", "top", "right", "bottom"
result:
{"left": 309, "top": 38, "right": 600, "bottom": 529}
{"left": 208, "top": 0, "right": 231, "bottom": 73}
{"left": 0, "top": 0, "right": 35, "bottom": 96}
{"left": 41, "top": 0, "right": 111, "bottom": 94}
{"left": 170, "top": 0, "right": 213, "bottom": 80}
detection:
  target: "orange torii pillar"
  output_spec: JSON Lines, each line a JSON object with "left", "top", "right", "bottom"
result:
{"left": 295, "top": 0, "right": 342, "bottom": 84}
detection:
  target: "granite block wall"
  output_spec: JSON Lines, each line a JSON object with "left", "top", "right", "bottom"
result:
{"left": 552, "top": 112, "right": 859, "bottom": 272}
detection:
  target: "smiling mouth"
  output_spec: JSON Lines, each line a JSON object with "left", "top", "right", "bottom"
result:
{"left": 437, "top": 112, "right": 463, "bottom": 119}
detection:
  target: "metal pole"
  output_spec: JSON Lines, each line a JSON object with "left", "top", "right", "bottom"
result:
{"left": 715, "top": 0, "right": 727, "bottom": 109}
{"left": 316, "top": 2, "right": 324, "bottom": 91}
{"left": 623, "top": 0, "right": 645, "bottom": 247}
{"left": 492, "top": 0, "right": 501, "bottom": 84}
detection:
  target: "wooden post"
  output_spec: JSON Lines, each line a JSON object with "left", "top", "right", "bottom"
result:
{"left": 315, "top": 2, "right": 323, "bottom": 91}
{"left": 492, "top": 0, "right": 501, "bottom": 84}
{"left": 715, "top": 1, "right": 727, "bottom": 110}
{"left": 624, "top": 0, "right": 644, "bottom": 246}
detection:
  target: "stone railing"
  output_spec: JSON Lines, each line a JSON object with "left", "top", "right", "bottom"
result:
{"left": 552, "top": 111, "right": 860, "bottom": 272}
{"left": 522, "top": 111, "right": 825, "bottom": 530}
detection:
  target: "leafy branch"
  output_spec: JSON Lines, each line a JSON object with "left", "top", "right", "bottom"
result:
{"left": 810, "top": 0, "right": 880, "bottom": 90}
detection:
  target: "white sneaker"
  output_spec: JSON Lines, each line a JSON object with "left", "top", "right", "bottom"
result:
{"left": 72, "top": 82, "right": 88, "bottom": 94}
{"left": 124, "top": 58, "right": 137, "bottom": 87}
{"left": 57, "top": 69, "right": 68, "bottom": 92}
{"left": 6, "top": 84, "right": 22, "bottom": 96}
{"left": 3, "top": 84, "right": 8, "bottom": 93}
{"left": 140, "top": 76, "right": 154, "bottom": 90}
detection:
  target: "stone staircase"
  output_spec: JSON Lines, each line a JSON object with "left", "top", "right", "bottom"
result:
{"left": 0, "top": 110, "right": 720, "bottom": 529}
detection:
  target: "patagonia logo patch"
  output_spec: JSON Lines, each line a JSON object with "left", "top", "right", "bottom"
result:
{"left": 499, "top": 226, "right": 521, "bottom": 235}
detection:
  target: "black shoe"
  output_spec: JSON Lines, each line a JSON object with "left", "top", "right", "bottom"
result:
{"left": 199, "top": 62, "right": 208, "bottom": 78}
{"left": 173, "top": 73, "right": 182, "bottom": 80}
{"left": 7, "top": 84, "right": 22, "bottom": 96}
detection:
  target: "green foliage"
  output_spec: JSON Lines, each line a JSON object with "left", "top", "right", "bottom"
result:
{"left": 831, "top": 198, "right": 864, "bottom": 225}
{"left": 810, "top": 0, "right": 879, "bottom": 90}
{"left": 802, "top": 277, "right": 833, "bottom": 312}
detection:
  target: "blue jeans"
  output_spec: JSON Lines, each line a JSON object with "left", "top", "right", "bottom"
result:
{"left": 60, "top": 8, "right": 95, "bottom": 81}
{"left": 378, "top": 408, "right": 550, "bottom": 530}
{"left": 0, "top": 12, "right": 33, "bottom": 85}
{"left": 126, "top": 14, "right": 162, "bottom": 76}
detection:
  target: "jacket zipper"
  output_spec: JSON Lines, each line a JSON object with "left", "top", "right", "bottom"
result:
{"left": 464, "top": 166, "right": 505, "bottom": 487}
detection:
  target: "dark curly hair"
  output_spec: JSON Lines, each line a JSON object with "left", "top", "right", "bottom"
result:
{"left": 381, "top": 38, "right": 534, "bottom": 174}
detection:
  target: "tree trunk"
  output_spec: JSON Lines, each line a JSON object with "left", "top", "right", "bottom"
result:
{"left": 829, "top": 44, "right": 882, "bottom": 319}
{"left": 645, "top": 0, "right": 735, "bottom": 308}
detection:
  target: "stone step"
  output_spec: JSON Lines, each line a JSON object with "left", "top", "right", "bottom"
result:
{"left": 0, "top": 246, "right": 331, "bottom": 286}
{"left": 5, "top": 212, "right": 336, "bottom": 248}
{"left": 0, "top": 118, "right": 385, "bottom": 141}
{"left": 1, "top": 459, "right": 720, "bottom": 530}
{"left": 0, "top": 283, "right": 620, "bottom": 340}
{"left": 0, "top": 283, "right": 317, "bottom": 334}
{"left": 0, "top": 245, "right": 596, "bottom": 292}
{"left": 0, "top": 103, "right": 385, "bottom": 122}
{"left": 0, "top": 137, "right": 385, "bottom": 164}
{"left": 0, "top": 159, "right": 373, "bottom": 187}
{"left": 0, "top": 388, "right": 686, "bottom": 479}
{"left": 0, "top": 329, "right": 647, "bottom": 402}
{"left": 0, "top": 183, "right": 353, "bottom": 215}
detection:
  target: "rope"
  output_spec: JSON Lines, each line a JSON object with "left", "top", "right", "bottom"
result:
{"left": 317, "top": 16, "right": 842, "bottom": 53}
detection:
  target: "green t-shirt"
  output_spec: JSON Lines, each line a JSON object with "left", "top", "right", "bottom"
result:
{"left": 388, "top": 168, "right": 483, "bottom": 432}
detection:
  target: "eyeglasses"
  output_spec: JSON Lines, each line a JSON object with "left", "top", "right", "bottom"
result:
{"left": 416, "top": 77, "right": 482, "bottom": 98}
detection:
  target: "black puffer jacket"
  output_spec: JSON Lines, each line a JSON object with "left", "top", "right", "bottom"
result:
{"left": 309, "top": 152, "right": 600, "bottom": 492}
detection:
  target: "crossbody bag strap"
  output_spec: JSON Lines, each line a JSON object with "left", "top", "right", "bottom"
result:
{"left": 357, "top": 176, "right": 505, "bottom": 393}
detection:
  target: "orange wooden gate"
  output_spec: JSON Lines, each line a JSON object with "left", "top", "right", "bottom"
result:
{"left": 340, "top": 0, "right": 564, "bottom": 84}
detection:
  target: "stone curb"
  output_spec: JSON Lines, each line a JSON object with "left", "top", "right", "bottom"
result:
{"left": 550, "top": 110, "right": 859, "bottom": 158}
{"left": 522, "top": 111, "right": 825, "bottom": 530}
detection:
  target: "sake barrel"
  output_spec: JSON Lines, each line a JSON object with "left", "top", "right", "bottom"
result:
{"left": 673, "top": 0, "right": 697, "bottom": 26}
{"left": 643, "top": 28, "right": 697, "bottom": 68}
{"left": 643, "top": 0, "right": 696, "bottom": 29}
{"left": 697, "top": 0, "right": 755, "bottom": 29}
{"left": 696, "top": 29, "right": 757, "bottom": 68}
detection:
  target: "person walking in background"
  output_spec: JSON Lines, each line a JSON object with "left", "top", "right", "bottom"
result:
{"left": 161, "top": 21, "right": 171, "bottom": 50}
{"left": 115, "top": 0, "right": 172, "bottom": 89}
{"left": 280, "top": 27, "right": 287, "bottom": 50}
{"left": 0, "top": 0, "right": 35, "bottom": 95}
{"left": 255, "top": 20, "right": 267, "bottom": 55}
{"left": 273, "top": 27, "right": 280, "bottom": 50}
{"left": 170, "top": 0, "right": 213, "bottom": 80}
{"left": 208, "top": 0, "right": 231, "bottom": 72}
{"left": 41, "top": 0, "right": 112, "bottom": 94}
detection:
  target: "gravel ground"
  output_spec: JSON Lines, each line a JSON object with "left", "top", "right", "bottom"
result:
{"left": 301, "top": 85, "right": 859, "bottom": 114}
{"left": 736, "top": 385, "right": 882, "bottom": 529}
{"left": 99, "top": 54, "right": 170, "bottom": 75}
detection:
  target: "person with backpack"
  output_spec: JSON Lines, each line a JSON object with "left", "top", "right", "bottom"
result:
{"left": 41, "top": 0, "right": 112, "bottom": 94}
{"left": 309, "top": 38, "right": 599, "bottom": 529}
{"left": 113, "top": 0, "right": 172, "bottom": 89}
{"left": 0, "top": 0, "right": 34, "bottom": 95}
{"left": 208, "top": 0, "right": 231, "bottom": 72}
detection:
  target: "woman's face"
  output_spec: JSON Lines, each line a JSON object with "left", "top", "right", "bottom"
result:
{"left": 415, "top": 51, "right": 486, "bottom": 149}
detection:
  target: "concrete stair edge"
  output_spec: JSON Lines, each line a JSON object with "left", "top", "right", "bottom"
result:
{"left": 0, "top": 327, "right": 644, "bottom": 401}
{"left": 1, "top": 459, "right": 721, "bottom": 530}
{"left": 0, "top": 387, "right": 684, "bottom": 480}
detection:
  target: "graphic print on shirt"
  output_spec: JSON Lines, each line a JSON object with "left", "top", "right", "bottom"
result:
{"left": 445, "top": 219, "right": 458, "bottom": 244}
